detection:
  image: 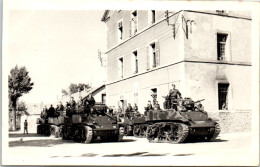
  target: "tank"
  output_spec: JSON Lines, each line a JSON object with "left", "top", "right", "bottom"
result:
{"left": 59, "top": 103, "right": 124, "bottom": 143}
{"left": 117, "top": 112, "right": 147, "bottom": 137}
{"left": 36, "top": 111, "right": 62, "bottom": 138}
{"left": 145, "top": 97, "right": 221, "bottom": 143}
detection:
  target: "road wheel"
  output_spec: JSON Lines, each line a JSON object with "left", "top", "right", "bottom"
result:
{"left": 50, "top": 125, "right": 56, "bottom": 137}
{"left": 169, "top": 123, "right": 189, "bottom": 143}
{"left": 83, "top": 126, "right": 93, "bottom": 144}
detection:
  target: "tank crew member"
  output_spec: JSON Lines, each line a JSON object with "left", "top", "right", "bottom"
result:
{"left": 169, "top": 84, "right": 182, "bottom": 110}
{"left": 177, "top": 100, "right": 186, "bottom": 111}
{"left": 133, "top": 103, "right": 138, "bottom": 112}
{"left": 144, "top": 100, "right": 153, "bottom": 116}
{"left": 147, "top": 100, "right": 153, "bottom": 110}
{"left": 41, "top": 106, "right": 48, "bottom": 118}
{"left": 70, "top": 97, "right": 76, "bottom": 109}
{"left": 154, "top": 101, "right": 161, "bottom": 110}
{"left": 87, "top": 94, "right": 96, "bottom": 107}
{"left": 48, "top": 105, "right": 55, "bottom": 117}
{"left": 169, "top": 84, "right": 182, "bottom": 99}
{"left": 125, "top": 103, "right": 133, "bottom": 118}
{"left": 195, "top": 102, "right": 207, "bottom": 115}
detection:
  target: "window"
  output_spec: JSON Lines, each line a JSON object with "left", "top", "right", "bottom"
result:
{"left": 129, "top": 10, "right": 138, "bottom": 37}
{"left": 146, "top": 41, "right": 160, "bottom": 70}
{"left": 132, "top": 51, "right": 138, "bottom": 74}
{"left": 218, "top": 83, "right": 229, "bottom": 110}
{"left": 118, "top": 21, "right": 123, "bottom": 42}
{"left": 217, "top": 34, "right": 228, "bottom": 61}
{"left": 118, "top": 57, "right": 124, "bottom": 78}
{"left": 102, "top": 94, "right": 106, "bottom": 104}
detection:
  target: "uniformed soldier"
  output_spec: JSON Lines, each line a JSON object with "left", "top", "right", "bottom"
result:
{"left": 169, "top": 84, "right": 182, "bottom": 110}
{"left": 48, "top": 105, "right": 55, "bottom": 117}
{"left": 144, "top": 100, "right": 153, "bottom": 116}
{"left": 24, "top": 120, "right": 28, "bottom": 134}
{"left": 86, "top": 94, "right": 96, "bottom": 107}
{"left": 133, "top": 103, "right": 138, "bottom": 112}
{"left": 125, "top": 103, "right": 133, "bottom": 118}
{"left": 154, "top": 101, "right": 161, "bottom": 110}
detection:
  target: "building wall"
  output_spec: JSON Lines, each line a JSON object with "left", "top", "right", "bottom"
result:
{"left": 106, "top": 11, "right": 184, "bottom": 84}
{"left": 183, "top": 11, "right": 251, "bottom": 62}
{"left": 103, "top": 10, "right": 252, "bottom": 133}
{"left": 107, "top": 63, "right": 184, "bottom": 113}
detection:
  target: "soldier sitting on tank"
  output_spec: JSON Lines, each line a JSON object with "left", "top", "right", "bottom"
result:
{"left": 41, "top": 106, "right": 48, "bottom": 119}
{"left": 69, "top": 97, "right": 76, "bottom": 114}
{"left": 125, "top": 103, "right": 133, "bottom": 118}
{"left": 154, "top": 101, "right": 161, "bottom": 110}
{"left": 195, "top": 102, "right": 208, "bottom": 115}
{"left": 86, "top": 94, "right": 96, "bottom": 107}
{"left": 177, "top": 100, "right": 186, "bottom": 112}
{"left": 144, "top": 100, "right": 153, "bottom": 116}
{"left": 48, "top": 105, "right": 55, "bottom": 117}
{"left": 168, "top": 84, "right": 182, "bottom": 110}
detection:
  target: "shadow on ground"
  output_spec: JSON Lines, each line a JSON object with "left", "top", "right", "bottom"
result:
{"left": 103, "top": 152, "right": 168, "bottom": 157}
{"left": 174, "top": 153, "right": 194, "bottom": 156}
{"left": 9, "top": 133, "right": 44, "bottom": 138}
{"left": 9, "top": 138, "right": 74, "bottom": 147}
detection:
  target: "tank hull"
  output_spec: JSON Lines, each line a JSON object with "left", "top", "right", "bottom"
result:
{"left": 145, "top": 110, "right": 220, "bottom": 143}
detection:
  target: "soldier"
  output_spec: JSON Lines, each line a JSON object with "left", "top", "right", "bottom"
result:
{"left": 169, "top": 84, "right": 182, "bottom": 110}
{"left": 24, "top": 120, "right": 28, "bottom": 134}
{"left": 144, "top": 100, "right": 153, "bottom": 116}
{"left": 147, "top": 100, "right": 153, "bottom": 110}
{"left": 154, "top": 101, "right": 161, "bottom": 110}
{"left": 195, "top": 102, "right": 207, "bottom": 115}
{"left": 87, "top": 94, "right": 96, "bottom": 107}
{"left": 70, "top": 97, "right": 76, "bottom": 109}
{"left": 48, "top": 105, "right": 55, "bottom": 117}
{"left": 133, "top": 103, "right": 138, "bottom": 112}
{"left": 125, "top": 103, "right": 133, "bottom": 118}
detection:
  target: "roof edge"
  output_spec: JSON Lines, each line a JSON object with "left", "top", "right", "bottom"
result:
{"left": 101, "top": 10, "right": 110, "bottom": 22}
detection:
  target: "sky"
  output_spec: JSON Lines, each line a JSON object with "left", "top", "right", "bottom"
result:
{"left": 7, "top": 9, "right": 107, "bottom": 104}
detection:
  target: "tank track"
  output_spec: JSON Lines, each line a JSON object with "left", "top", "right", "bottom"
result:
{"left": 146, "top": 122, "right": 189, "bottom": 144}
{"left": 133, "top": 124, "right": 147, "bottom": 137}
{"left": 209, "top": 123, "right": 221, "bottom": 141}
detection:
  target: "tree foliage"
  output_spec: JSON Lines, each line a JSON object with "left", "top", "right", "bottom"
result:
{"left": 17, "top": 101, "right": 27, "bottom": 112}
{"left": 62, "top": 89, "right": 69, "bottom": 96}
{"left": 8, "top": 65, "right": 34, "bottom": 130}
{"left": 68, "top": 83, "right": 91, "bottom": 94}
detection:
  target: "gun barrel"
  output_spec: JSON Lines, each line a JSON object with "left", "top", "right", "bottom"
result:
{"left": 194, "top": 99, "right": 205, "bottom": 103}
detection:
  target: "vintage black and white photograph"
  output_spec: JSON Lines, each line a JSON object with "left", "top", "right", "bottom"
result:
{"left": 2, "top": 0, "right": 259, "bottom": 166}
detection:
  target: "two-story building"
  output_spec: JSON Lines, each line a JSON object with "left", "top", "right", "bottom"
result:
{"left": 101, "top": 10, "right": 251, "bottom": 132}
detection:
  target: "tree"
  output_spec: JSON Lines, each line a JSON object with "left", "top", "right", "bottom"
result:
{"left": 8, "top": 65, "right": 34, "bottom": 130}
{"left": 62, "top": 89, "right": 69, "bottom": 96}
{"left": 68, "top": 83, "right": 91, "bottom": 94}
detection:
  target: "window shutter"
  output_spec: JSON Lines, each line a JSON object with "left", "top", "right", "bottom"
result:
{"left": 129, "top": 19, "right": 132, "bottom": 37}
{"left": 146, "top": 46, "right": 150, "bottom": 70}
{"left": 134, "top": 18, "right": 137, "bottom": 34}
{"left": 131, "top": 53, "right": 135, "bottom": 74}
{"left": 118, "top": 59, "right": 121, "bottom": 79}
{"left": 148, "top": 11, "right": 151, "bottom": 24}
{"left": 155, "top": 41, "right": 160, "bottom": 66}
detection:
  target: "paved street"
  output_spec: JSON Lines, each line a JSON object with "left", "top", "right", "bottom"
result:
{"left": 6, "top": 131, "right": 258, "bottom": 166}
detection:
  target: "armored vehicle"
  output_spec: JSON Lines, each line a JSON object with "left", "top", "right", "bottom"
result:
{"left": 36, "top": 111, "right": 62, "bottom": 138}
{"left": 59, "top": 103, "right": 124, "bottom": 143}
{"left": 146, "top": 97, "right": 220, "bottom": 143}
{"left": 118, "top": 112, "right": 147, "bottom": 137}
